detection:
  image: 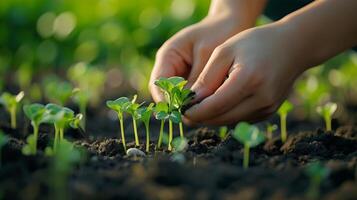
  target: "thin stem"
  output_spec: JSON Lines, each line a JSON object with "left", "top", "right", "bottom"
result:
{"left": 145, "top": 124, "right": 150, "bottom": 153}
{"left": 119, "top": 113, "right": 126, "bottom": 152}
{"left": 80, "top": 103, "right": 86, "bottom": 131}
{"left": 168, "top": 120, "right": 173, "bottom": 151}
{"left": 33, "top": 124, "right": 39, "bottom": 154}
{"left": 54, "top": 124, "right": 59, "bottom": 152}
{"left": 243, "top": 144, "right": 250, "bottom": 169}
{"left": 10, "top": 106, "right": 16, "bottom": 129}
{"left": 59, "top": 128, "right": 64, "bottom": 141}
{"left": 132, "top": 117, "right": 139, "bottom": 146}
{"left": 280, "top": 114, "right": 287, "bottom": 143}
{"left": 157, "top": 120, "right": 164, "bottom": 149}
{"left": 325, "top": 115, "right": 332, "bottom": 131}
{"left": 267, "top": 129, "right": 272, "bottom": 140}
{"left": 179, "top": 122, "right": 184, "bottom": 138}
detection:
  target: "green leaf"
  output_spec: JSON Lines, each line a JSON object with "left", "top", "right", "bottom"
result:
{"left": 155, "top": 102, "right": 168, "bottom": 113}
{"left": 156, "top": 111, "right": 169, "bottom": 120}
{"left": 0, "top": 91, "right": 24, "bottom": 109}
{"left": 70, "top": 114, "right": 83, "bottom": 129}
{"left": 22, "top": 134, "right": 37, "bottom": 155}
{"left": 277, "top": 101, "right": 294, "bottom": 116}
{"left": 171, "top": 137, "right": 188, "bottom": 152}
{"left": 23, "top": 103, "right": 47, "bottom": 124}
{"left": 138, "top": 103, "right": 154, "bottom": 125}
{"left": 233, "top": 122, "right": 265, "bottom": 147}
{"left": 169, "top": 111, "right": 182, "bottom": 124}
{"left": 316, "top": 102, "right": 337, "bottom": 118}
{"left": 0, "top": 131, "right": 9, "bottom": 148}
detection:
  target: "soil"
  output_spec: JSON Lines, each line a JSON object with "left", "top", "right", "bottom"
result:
{"left": 0, "top": 106, "right": 356, "bottom": 200}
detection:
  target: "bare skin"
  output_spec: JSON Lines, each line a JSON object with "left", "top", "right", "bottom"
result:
{"left": 150, "top": 0, "right": 357, "bottom": 125}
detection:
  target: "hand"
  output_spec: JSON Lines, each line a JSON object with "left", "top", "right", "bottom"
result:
{"left": 184, "top": 22, "right": 307, "bottom": 125}
{"left": 149, "top": 14, "right": 252, "bottom": 102}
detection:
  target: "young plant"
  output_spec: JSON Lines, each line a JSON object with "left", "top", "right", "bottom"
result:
{"left": 0, "top": 91, "right": 25, "bottom": 129}
{"left": 43, "top": 76, "right": 73, "bottom": 106}
{"left": 316, "top": 102, "right": 337, "bottom": 131}
{"left": 22, "top": 104, "right": 47, "bottom": 155}
{"left": 138, "top": 103, "right": 154, "bottom": 152}
{"left": 154, "top": 102, "right": 169, "bottom": 149}
{"left": 277, "top": 100, "right": 293, "bottom": 143}
{"left": 266, "top": 123, "right": 278, "bottom": 140}
{"left": 106, "top": 97, "right": 131, "bottom": 152}
{"left": 72, "top": 88, "right": 89, "bottom": 130}
{"left": 233, "top": 122, "right": 265, "bottom": 169}
{"left": 123, "top": 95, "right": 143, "bottom": 147}
{"left": 305, "top": 162, "right": 330, "bottom": 199}
{"left": 219, "top": 126, "right": 228, "bottom": 140}
{"left": 0, "top": 131, "right": 9, "bottom": 167}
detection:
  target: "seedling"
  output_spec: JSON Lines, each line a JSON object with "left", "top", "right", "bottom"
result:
{"left": 305, "top": 162, "right": 330, "bottom": 199}
{"left": 266, "top": 123, "right": 278, "bottom": 140}
{"left": 72, "top": 88, "right": 89, "bottom": 130}
{"left": 218, "top": 126, "right": 228, "bottom": 140}
{"left": 0, "top": 131, "right": 9, "bottom": 167}
{"left": 43, "top": 77, "right": 73, "bottom": 106}
{"left": 0, "top": 91, "right": 25, "bottom": 129}
{"left": 233, "top": 122, "right": 265, "bottom": 169}
{"left": 106, "top": 97, "right": 131, "bottom": 152}
{"left": 171, "top": 137, "right": 188, "bottom": 153}
{"left": 22, "top": 104, "right": 47, "bottom": 155}
{"left": 154, "top": 77, "right": 194, "bottom": 151}
{"left": 123, "top": 95, "right": 143, "bottom": 147}
{"left": 138, "top": 103, "right": 154, "bottom": 152}
{"left": 277, "top": 101, "right": 293, "bottom": 143}
{"left": 154, "top": 102, "right": 169, "bottom": 149}
{"left": 316, "top": 102, "right": 337, "bottom": 131}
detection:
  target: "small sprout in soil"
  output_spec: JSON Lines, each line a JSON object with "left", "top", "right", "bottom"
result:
{"left": 22, "top": 103, "right": 47, "bottom": 155}
{"left": 124, "top": 95, "right": 143, "bottom": 147}
{"left": 316, "top": 102, "right": 337, "bottom": 131}
{"left": 305, "top": 162, "right": 330, "bottom": 199}
{"left": 106, "top": 97, "right": 131, "bottom": 152}
{"left": 72, "top": 88, "right": 89, "bottom": 130}
{"left": 266, "top": 123, "right": 278, "bottom": 140}
{"left": 171, "top": 137, "right": 188, "bottom": 153}
{"left": 277, "top": 100, "right": 293, "bottom": 143}
{"left": 233, "top": 122, "right": 265, "bottom": 169}
{"left": 0, "top": 91, "right": 25, "bottom": 129}
{"left": 0, "top": 131, "right": 9, "bottom": 167}
{"left": 43, "top": 76, "right": 73, "bottom": 106}
{"left": 138, "top": 103, "right": 154, "bottom": 152}
{"left": 219, "top": 126, "right": 228, "bottom": 140}
{"left": 154, "top": 102, "right": 169, "bottom": 149}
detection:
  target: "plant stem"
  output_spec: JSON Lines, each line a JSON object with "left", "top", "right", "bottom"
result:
{"left": 267, "top": 129, "right": 272, "bottom": 140}
{"left": 145, "top": 124, "right": 150, "bottom": 153}
{"left": 280, "top": 114, "right": 287, "bottom": 143}
{"left": 157, "top": 120, "right": 164, "bottom": 149}
{"left": 10, "top": 107, "right": 16, "bottom": 129}
{"left": 54, "top": 125, "right": 59, "bottom": 152}
{"left": 33, "top": 124, "right": 39, "bottom": 154}
{"left": 179, "top": 122, "right": 184, "bottom": 138}
{"left": 168, "top": 120, "right": 173, "bottom": 151}
{"left": 59, "top": 128, "right": 64, "bottom": 141}
{"left": 119, "top": 114, "right": 126, "bottom": 152}
{"left": 80, "top": 103, "right": 86, "bottom": 131}
{"left": 325, "top": 115, "right": 332, "bottom": 131}
{"left": 132, "top": 117, "right": 139, "bottom": 146}
{"left": 243, "top": 144, "right": 250, "bottom": 169}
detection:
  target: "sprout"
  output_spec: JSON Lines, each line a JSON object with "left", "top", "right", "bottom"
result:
{"left": 43, "top": 76, "right": 73, "bottom": 106}
{"left": 277, "top": 101, "right": 293, "bottom": 143}
{"left": 155, "top": 102, "right": 169, "bottom": 149}
{"left": 123, "top": 95, "right": 143, "bottom": 147}
{"left": 316, "top": 102, "right": 337, "bottom": 131}
{"left": 233, "top": 122, "right": 265, "bottom": 169}
{"left": 219, "top": 126, "right": 228, "bottom": 140}
{"left": 0, "top": 91, "right": 25, "bottom": 129}
{"left": 22, "top": 104, "right": 47, "bottom": 155}
{"left": 171, "top": 137, "right": 188, "bottom": 153}
{"left": 305, "top": 162, "right": 330, "bottom": 199}
{"left": 266, "top": 123, "right": 278, "bottom": 140}
{"left": 138, "top": 103, "right": 154, "bottom": 152}
{"left": 72, "top": 88, "right": 89, "bottom": 130}
{"left": 0, "top": 131, "right": 9, "bottom": 167}
{"left": 106, "top": 97, "right": 131, "bottom": 152}
{"left": 154, "top": 77, "right": 194, "bottom": 151}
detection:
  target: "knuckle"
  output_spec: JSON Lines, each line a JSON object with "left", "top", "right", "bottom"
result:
{"left": 213, "top": 44, "right": 232, "bottom": 57}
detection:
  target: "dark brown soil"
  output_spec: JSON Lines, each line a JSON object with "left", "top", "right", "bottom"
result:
{"left": 0, "top": 109, "right": 356, "bottom": 200}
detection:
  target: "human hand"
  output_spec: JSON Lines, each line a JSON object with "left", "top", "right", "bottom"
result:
{"left": 184, "top": 22, "right": 308, "bottom": 125}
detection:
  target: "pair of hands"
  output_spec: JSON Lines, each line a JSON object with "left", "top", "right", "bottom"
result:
{"left": 149, "top": 15, "right": 305, "bottom": 125}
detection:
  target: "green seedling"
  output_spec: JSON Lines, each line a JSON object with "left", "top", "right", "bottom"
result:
{"left": 316, "top": 102, "right": 337, "bottom": 131}
{"left": 155, "top": 102, "right": 169, "bottom": 149}
{"left": 277, "top": 101, "right": 293, "bottom": 143}
{"left": 171, "top": 137, "right": 188, "bottom": 153}
{"left": 106, "top": 97, "right": 131, "bottom": 152}
{"left": 43, "top": 77, "right": 73, "bottom": 106}
{"left": 138, "top": 103, "right": 154, "bottom": 152}
{"left": 0, "top": 91, "right": 25, "bottom": 129}
{"left": 22, "top": 104, "right": 47, "bottom": 155}
{"left": 266, "top": 123, "right": 278, "bottom": 140}
{"left": 72, "top": 88, "right": 89, "bottom": 130}
{"left": 305, "top": 162, "right": 330, "bottom": 199}
{"left": 233, "top": 122, "right": 265, "bottom": 169}
{"left": 154, "top": 77, "right": 193, "bottom": 151}
{"left": 0, "top": 131, "right": 9, "bottom": 167}
{"left": 124, "top": 95, "right": 143, "bottom": 147}
{"left": 219, "top": 126, "right": 228, "bottom": 140}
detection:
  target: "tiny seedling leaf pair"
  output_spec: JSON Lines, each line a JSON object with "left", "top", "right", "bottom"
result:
{"left": 0, "top": 91, "right": 25, "bottom": 129}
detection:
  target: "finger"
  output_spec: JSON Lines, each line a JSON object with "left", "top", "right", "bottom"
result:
{"left": 186, "top": 44, "right": 212, "bottom": 88}
{"left": 189, "top": 45, "right": 234, "bottom": 103}
{"left": 185, "top": 67, "right": 256, "bottom": 122}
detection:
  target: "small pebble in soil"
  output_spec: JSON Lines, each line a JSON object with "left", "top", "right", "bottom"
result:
{"left": 126, "top": 148, "right": 146, "bottom": 157}
{"left": 170, "top": 153, "right": 186, "bottom": 164}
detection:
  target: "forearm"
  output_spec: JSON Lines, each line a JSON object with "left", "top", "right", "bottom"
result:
{"left": 279, "top": 0, "right": 357, "bottom": 70}
{"left": 208, "top": 0, "right": 267, "bottom": 28}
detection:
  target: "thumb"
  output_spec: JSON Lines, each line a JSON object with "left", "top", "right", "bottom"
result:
{"left": 190, "top": 45, "right": 234, "bottom": 103}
